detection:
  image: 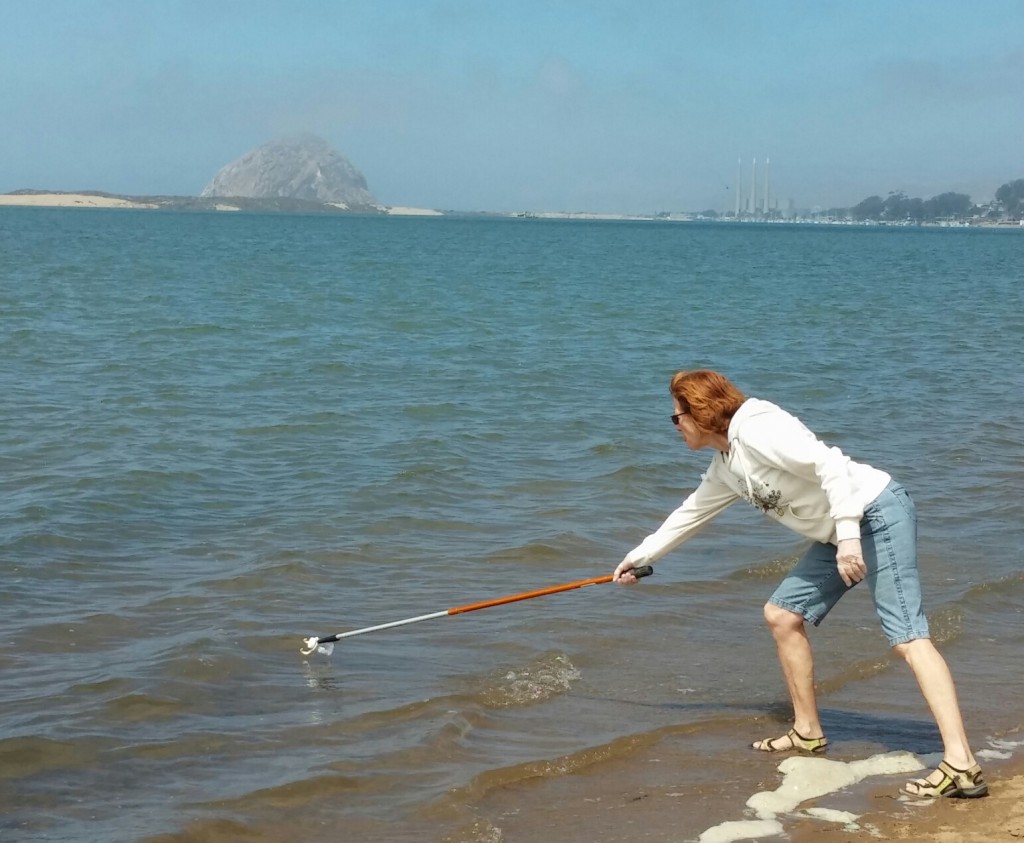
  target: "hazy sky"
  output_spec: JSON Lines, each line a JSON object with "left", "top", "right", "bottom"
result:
{"left": 2, "top": 1, "right": 1021, "bottom": 213}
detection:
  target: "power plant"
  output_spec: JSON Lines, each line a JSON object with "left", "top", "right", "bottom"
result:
{"left": 733, "top": 156, "right": 775, "bottom": 218}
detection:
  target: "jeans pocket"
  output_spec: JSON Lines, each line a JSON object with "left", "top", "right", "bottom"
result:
{"left": 891, "top": 486, "right": 917, "bottom": 522}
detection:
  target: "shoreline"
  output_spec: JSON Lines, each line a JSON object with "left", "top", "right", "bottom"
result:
{"left": 1, "top": 191, "right": 1020, "bottom": 228}
{"left": 0, "top": 192, "right": 159, "bottom": 209}
{"left": 440, "top": 713, "right": 1024, "bottom": 843}
{"left": 788, "top": 754, "right": 1024, "bottom": 842}
{"left": 608, "top": 741, "right": 1024, "bottom": 843}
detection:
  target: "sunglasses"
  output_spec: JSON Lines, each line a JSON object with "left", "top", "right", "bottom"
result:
{"left": 670, "top": 411, "right": 689, "bottom": 425}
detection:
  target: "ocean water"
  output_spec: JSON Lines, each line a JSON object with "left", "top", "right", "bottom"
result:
{"left": 1, "top": 208, "right": 1022, "bottom": 843}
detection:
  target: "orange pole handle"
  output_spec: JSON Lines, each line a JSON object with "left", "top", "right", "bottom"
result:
{"left": 446, "top": 565, "right": 653, "bottom": 616}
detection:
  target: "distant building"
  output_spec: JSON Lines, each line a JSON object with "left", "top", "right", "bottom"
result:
{"left": 734, "top": 155, "right": 773, "bottom": 218}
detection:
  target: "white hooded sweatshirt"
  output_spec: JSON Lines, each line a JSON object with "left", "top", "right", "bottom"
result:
{"left": 625, "top": 398, "right": 891, "bottom": 566}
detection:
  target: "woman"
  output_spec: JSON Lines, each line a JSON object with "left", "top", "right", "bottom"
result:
{"left": 612, "top": 369, "right": 987, "bottom": 799}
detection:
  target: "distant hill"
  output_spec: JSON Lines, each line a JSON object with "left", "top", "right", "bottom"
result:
{"left": 200, "top": 136, "right": 377, "bottom": 209}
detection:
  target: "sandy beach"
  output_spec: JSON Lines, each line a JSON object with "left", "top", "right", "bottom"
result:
{"left": 377, "top": 204, "right": 445, "bottom": 215}
{"left": 585, "top": 748, "right": 1024, "bottom": 843}
{"left": 2, "top": 192, "right": 1018, "bottom": 226}
{"left": 0, "top": 192, "right": 157, "bottom": 209}
{"left": 789, "top": 762, "right": 1024, "bottom": 842}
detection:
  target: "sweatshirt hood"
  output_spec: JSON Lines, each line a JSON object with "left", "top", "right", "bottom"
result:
{"left": 728, "top": 397, "right": 779, "bottom": 437}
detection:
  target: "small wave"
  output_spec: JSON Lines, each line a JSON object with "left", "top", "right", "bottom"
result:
{"left": 204, "top": 558, "right": 328, "bottom": 592}
{"left": 134, "top": 817, "right": 260, "bottom": 843}
{"left": 200, "top": 772, "right": 365, "bottom": 810}
{"left": 504, "top": 478, "right": 580, "bottom": 496}
{"left": 140, "top": 323, "right": 233, "bottom": 337}
{"left": 959, "top": 570, "right": 1024, "bottom": 599}
{"left": 726, "top": 555, "right": 800, "bottom": 581}
{"left": 403, "top": 402, "right": 465, "bottom": 419}
{"left": 16, "top": 611, "right": 145, "bottom": 654}
{"left": 234, "top": 422, "right": 339, "bottom": 436}
{"left": 442, "top": 817, "right": 505, "bottom": 843}
{"left": 67, "top": 676, "right": 134, "bottom": 696}
{"left": 282, "top": 688, "right": 486, "bottom": 749}
{"left": 928, "top": 603, "right": 964, "bottom": 646}
{"left": 977, "top": 731, "right": 1024, "bottom": 761}
{"left": 814, "top": 654, "right": 895, "bottom": 696}
{"left": 0, "top": 735, "right": 112, "bottom": 779}
{"left": 480, "top": 541, "right": 580, "bottom": 565}
{"left": 161, "top": 648, "right": 256, "bottom": 685}
{"left": 476, "top": 652, "right": 580, "bottom": 708}
{"left": 308, "top": 360, "right": 354, "bottom": 375}
{"left": 441, "top": 728, "right": 660, "bottom": 807}
{"left": 102, "top": 692, "right": 188, "bottom": 723}
{"left": 392, "top": 462, "right": 469, "bottom": 484}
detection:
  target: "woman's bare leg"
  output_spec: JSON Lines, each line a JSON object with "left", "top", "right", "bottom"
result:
{"left": 755, "top": 603, "right": 825, "bottom": 747}
{"left": 894, "top": 638, "right": 976, "bottom": 771}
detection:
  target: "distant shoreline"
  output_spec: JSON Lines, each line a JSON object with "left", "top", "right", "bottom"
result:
{"left": 0, "top": 192, "right": 159, "bottom": 209}
{"left": 1, "top": 190, "right": 1020, "bottom": 228}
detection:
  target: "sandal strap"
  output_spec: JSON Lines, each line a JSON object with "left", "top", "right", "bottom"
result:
{"left": 906, "top": 761, "right": 987, "bottom": 798}
{"left": 789, "top": 728, "right": 828, "bottom": 751}
{"left": 786, "top": 729, "right": 827, "bottom": 753}
{"left": 758, "top": 728, "right": 828, "bottom": 752}
{"left": 925, "top": 764, "right": 959, "bottom": 796}
{"left": 938, "top": 761, "right": 984, "bottom": 788}
{"left": 762, "top": 731, "right": 790, "bottom": 751}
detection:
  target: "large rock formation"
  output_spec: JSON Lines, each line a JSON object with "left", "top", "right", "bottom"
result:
{"left": 201, "top": 136, "right": 377, "bottom": 209}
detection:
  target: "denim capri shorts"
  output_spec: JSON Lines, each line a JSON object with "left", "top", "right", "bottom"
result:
{"left": 768, "top": 480, "right": 930, "bottom": 646}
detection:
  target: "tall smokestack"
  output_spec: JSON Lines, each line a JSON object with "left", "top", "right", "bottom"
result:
{"left": 735, "top": 157, "right": 742, "bottom": 217}
{"left": 763, "top": 157, "right": 770, "bottom": 215}
{"left": 750, "top": 158, "right": 757, "bottom": 215}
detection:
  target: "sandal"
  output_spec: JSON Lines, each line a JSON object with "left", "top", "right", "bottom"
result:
{"left": 901, "top": 761, "right": 988, "bottom": 799}
{"left": 752, "top": 727, "right": 828, "bottom": 754}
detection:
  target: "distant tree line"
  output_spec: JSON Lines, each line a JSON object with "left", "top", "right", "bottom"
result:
{"left": 995, "top": 178, "right": 1024, "bottom": 216}
{"left": 849, "top": 191, "right": 972, "bottom": 221}
{"left": 837, "top": 178, "right": 1024, "bottom": 222}
{"left": 692, "top": 178, "right": 1023, "bottom": 222}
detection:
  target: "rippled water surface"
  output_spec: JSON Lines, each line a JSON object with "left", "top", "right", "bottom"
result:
{"left": 1, "top": 209, "right": 1022, "bottom": 841}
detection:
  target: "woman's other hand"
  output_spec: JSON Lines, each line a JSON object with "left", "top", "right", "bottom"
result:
{"left": 837, "top": 538, "right": 867, "bottom": 586}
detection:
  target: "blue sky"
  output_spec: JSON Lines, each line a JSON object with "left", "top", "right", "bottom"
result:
{"left": 2, "top": 0, "right": 1021, "bottom": 212}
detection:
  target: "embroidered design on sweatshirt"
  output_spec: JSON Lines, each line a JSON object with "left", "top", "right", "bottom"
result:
{"left": 741, "top": 480, "right": 788, "bottom": 517}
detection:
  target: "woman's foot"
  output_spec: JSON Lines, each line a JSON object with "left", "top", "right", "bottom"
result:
{"left": 752, "top": 727, "right": 828, "bottom": 753}
{"left": 901, "top": 761, "right": 988, "bottom": 799}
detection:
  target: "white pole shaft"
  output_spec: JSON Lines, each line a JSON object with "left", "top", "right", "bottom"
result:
{"left": 327, "top": 610, "right": 450, "bottom": 641}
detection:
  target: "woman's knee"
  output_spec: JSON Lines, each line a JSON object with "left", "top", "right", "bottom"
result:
{"left": 891, "top": 637, "right": 933, "bottom": 663}
{"left": 763, "top": 602, "right": 805, "bottom": 633}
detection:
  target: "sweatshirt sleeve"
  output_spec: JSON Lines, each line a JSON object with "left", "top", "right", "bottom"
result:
{"left": 625, "top": 462, "right": 738, "bottom": 566}
{"left": 738, "top": 413, "right": 867, "bottom": 542}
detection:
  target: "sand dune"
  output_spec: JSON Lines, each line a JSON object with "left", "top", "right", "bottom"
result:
{"left": 0, "top": 193, "right": 157, "bottom": 209}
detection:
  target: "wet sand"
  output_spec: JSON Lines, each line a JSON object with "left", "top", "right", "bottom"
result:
{"left": 788, "top": 760, "right": 1024, "bottom": 842}
{"left": 450, "top": 725, "right": 1024, "bottom": 843}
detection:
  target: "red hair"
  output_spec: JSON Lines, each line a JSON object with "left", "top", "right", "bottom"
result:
{"left": 670, "top": 370, "right": 746, "bottom": 435}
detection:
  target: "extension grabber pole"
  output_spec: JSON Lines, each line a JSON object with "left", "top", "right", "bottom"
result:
{"left": 299, "top": 565, "right": 654, "bottom": 655}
